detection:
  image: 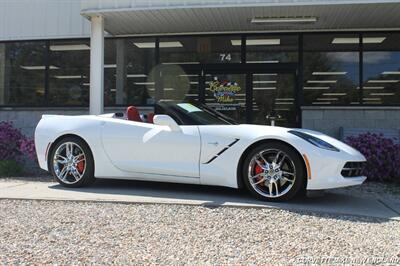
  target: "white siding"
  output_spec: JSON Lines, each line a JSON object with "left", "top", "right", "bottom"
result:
{"left": 0, "top": 0, "right": 90, "bottom": 41}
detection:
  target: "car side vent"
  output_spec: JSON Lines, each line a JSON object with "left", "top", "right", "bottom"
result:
{"left": 341, "top": 161, "right": 366, "bottom": 178}
{"left": 204, "top": 139, "right": 240, "bottom": 164}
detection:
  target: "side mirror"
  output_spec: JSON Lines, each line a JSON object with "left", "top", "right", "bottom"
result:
{"left": 153, "top": 115, "right": 181, "bottom": 132}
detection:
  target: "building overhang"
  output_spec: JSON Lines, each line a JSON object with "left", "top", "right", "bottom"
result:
{"left": 81, "top": 0, "right": 400, "bottom": 36}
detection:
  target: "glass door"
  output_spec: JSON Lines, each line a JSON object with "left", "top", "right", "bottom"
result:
{"left": 252, "top": 72, "right": 297, "bottom": 127}
{"left": 204, "top": 72, "right": 247, "bottom": 123}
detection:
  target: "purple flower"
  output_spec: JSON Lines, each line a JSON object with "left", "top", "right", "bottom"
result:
{"left": 0, "top": 121, "right": 37, "bottom": 163}
{"left": 20, "top": 138, "right": 37, "bottom": 161}
{"left": 345, "top": 132, "right": 400, "bottom": 183}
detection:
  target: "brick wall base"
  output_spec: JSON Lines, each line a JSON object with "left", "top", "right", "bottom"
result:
{"left": 302, "top": 106, "right": 400, "bottom": 139}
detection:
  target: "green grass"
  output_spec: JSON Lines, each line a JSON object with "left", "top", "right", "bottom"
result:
{"left": 0, "top": 160, "right": 24, "bottom": 177}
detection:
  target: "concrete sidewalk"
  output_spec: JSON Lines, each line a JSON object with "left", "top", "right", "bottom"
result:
{"left": 0, "top": 179, "right": 399, "bottom": 220}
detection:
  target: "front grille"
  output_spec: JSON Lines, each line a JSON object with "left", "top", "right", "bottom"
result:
{"left": 341, "top": 161, "right": 366, "bottom": 178}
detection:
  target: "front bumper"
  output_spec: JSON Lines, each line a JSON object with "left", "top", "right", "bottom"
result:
{"left": 307, "top": 174, "right": 367, "bottom": 190}
{"left": 286, "top": 128, "right": 368, "bottom": 191}
{"left": 305, "top": 150, "right": 367, "bottom": 190}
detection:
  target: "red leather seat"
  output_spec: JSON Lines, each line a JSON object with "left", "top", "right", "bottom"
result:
{"left": 147, "top": 112, "right": 155, "bottom": 123}
{"left": 126, "top": 106, "right": 141, "bottom": 122}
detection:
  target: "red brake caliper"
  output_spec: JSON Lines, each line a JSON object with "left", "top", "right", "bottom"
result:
{"left": 254, "top": 164, "right": 264, "bottom": 186}
{"left": 76, "top": 155, "right": 85, "bottom": 174}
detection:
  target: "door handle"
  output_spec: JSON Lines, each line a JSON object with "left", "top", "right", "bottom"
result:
{"left": 208, "top": 141, "right": 219, "bottom": 146}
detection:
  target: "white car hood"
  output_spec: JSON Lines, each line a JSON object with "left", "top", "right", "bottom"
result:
{"left": 291, "top": 128, "right": 364, "bottom": 157}
{"left": 234, "top": 124, "right": 364, "bottom": 158}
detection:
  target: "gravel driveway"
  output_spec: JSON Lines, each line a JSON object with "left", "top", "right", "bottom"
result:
{"left": 0, "top": 199, "right": 399, "bottom": 265}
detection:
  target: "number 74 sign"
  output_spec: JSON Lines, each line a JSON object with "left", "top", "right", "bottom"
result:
{"left": 219, "top": 53, "right": 232, "bottom": 62}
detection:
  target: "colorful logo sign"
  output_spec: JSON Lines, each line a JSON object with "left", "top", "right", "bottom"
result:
{"left": 208, "top": 77, "right": 241, "bottom": 103}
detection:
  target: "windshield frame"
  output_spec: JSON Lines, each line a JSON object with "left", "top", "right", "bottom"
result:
{"left": 155, "top": 101, "right": 238, "bottom": 126}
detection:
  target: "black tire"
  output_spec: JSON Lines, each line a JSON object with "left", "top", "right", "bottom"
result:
{"left": 242, "top": 142, "right": 306, "bottom": 202}
{"left": 48, "top": 136, "right": 95, "bottom": 188}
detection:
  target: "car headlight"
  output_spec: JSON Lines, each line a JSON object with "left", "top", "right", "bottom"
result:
{"left": 288, "top": 130, "right": 340, "bottom": 152}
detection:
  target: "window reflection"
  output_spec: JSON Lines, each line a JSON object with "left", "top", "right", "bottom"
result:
{"left": 160, "top": 36, "right": 241, "bottom": 64}
{"left": 0, "top": 41, "right": 46, "bottom": 106}
{"left": 362, "top": 33, "right": 400, "bottom": 105}
{"left": 303, "top": 34, "right": 360, "bottom": 105}
{"left": 159, "top": 65, "right": 199, "bottom": 103}
{"left": 0, "top": 33, "right": 399, "bottom": 109}
{"left": 104, "top": 38, "right": 156, "bottom": 106}
{"left": 246, "top": 35, "right": 298, "bottom": 63}
{"left": 48, "top": 40, "right": 90, "bottom": 106}
{"left": 252, "top": 73, "right": 296, "bottom": 127}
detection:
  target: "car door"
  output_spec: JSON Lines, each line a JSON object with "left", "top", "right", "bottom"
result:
{"left": 198, "top": 125, "right": 239, "bottom": 164}
{"left": 101, "top": 119, "right": 200, "bottom": 178}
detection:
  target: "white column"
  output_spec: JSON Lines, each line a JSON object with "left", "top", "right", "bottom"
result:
{"left": 89, "top": 15, "right": 104, "bottom": 115}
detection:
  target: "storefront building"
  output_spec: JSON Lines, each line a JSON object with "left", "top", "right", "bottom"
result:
{"left": 0, "top": 0, "right": 400, "bottom": 138}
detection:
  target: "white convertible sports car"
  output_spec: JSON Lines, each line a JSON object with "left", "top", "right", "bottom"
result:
{"left": 35, "top": 101, "right": 367, "bottom": 201}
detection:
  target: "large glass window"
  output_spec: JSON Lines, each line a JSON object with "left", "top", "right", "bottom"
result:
{"left": 303, "top": 34, "right": 360, "bottom": 105}
{"left": 158, "top": 36, "right": 241, "bottom": 104}
{"left": 104, "top": 38, "right": 156, "bottom": 106}
{"left": 246, "top": 35, "right": 298, "bottom": 63}
{"left": 362, "top": 33, "right": 400, "bottom": 105}
{"left": 159, "top": 36, "right": 242, "bottom": 64}
{"left": 158, "top": 66, "right": 200, "bottom": 103}
{"left": 0, "top": 41, "right": 46, "bottom": 106}
{"left": 2, "top": 33, "right": 400, "bottom": 109}
{"left": 48, "top": 40, "right": 90, "bottom": 106}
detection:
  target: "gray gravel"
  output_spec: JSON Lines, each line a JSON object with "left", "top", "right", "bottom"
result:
{"left": 0, "top": 199, "right": 399, "bottom": 265}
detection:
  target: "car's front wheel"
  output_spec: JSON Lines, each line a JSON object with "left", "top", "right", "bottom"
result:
{"left": 49, "top": 136, "right": 95, "bottom": 187}
{"left": 242, "top": 142, "right": 306, "bottom": 201}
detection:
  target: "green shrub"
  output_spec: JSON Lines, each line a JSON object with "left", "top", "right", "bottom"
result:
{"left": 0, "top": 160, "right": 24, "bottom": 176}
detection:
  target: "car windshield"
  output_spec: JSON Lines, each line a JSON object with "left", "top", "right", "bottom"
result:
{"left": 155, "top": 101, "right": 238, "bottom": 125}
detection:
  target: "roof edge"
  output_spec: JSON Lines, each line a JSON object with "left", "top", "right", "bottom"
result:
{"left": 80, "top": 0, "right": 400, "bottom": 17}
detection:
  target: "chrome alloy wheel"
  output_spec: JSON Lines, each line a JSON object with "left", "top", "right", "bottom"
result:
{"left": 53, "top": 142, "right": 86, "bottom": 184}
{"left": 247, "top": 149, "right": 296, "bottom": 198}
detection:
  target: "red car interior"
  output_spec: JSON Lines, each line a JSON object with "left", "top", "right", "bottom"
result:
{"left": 126, "top": 106, "right": 141, "bottom": 122}
{"left": 147, "top": 113, "right": 155, "bottom": 123}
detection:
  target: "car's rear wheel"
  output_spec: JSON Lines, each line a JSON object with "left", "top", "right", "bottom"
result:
{"left": 49, "top": 136, "right": 95, "bottom": 187}
{"left": 242, "top": 142, "right": 306, "bottom": 202}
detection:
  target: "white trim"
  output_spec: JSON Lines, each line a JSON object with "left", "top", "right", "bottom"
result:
{"left": 3, "top": 28, "right": 400, "bottom": 42}
{"left": 106, "top": 28, "right": 400, "bottom": 38}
